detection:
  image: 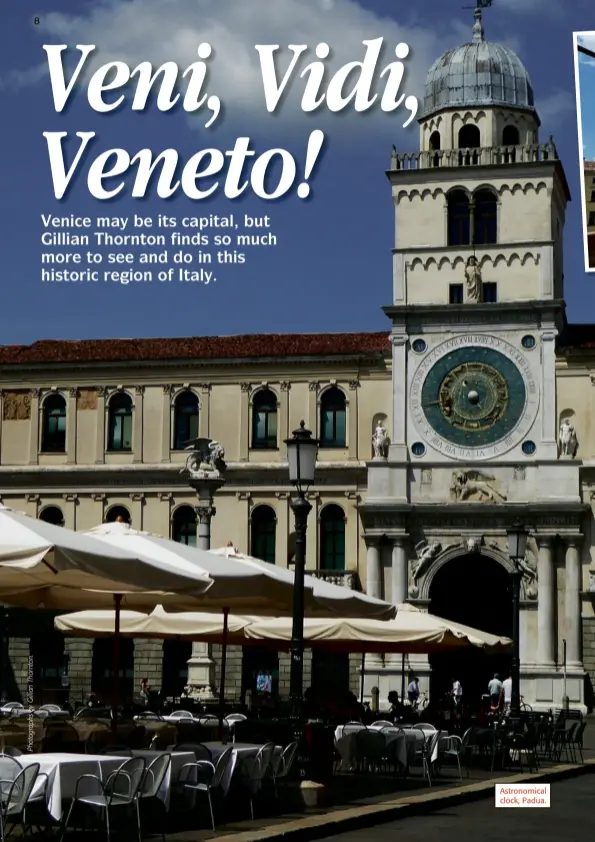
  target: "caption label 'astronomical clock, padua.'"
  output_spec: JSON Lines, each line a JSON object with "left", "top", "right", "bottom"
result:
{"left": 359, "top": 5, "right": 587, "bottom": 710}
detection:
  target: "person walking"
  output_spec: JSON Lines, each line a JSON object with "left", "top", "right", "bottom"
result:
{"left": 488, "top": 673, "right": 503, "bottom": 709}
{"left": 502, "top": 674, "right": 512, "bottom": 714}
{"left": 407, "top": 676, "right": 420, "bottom": 707}
{"left": 451, "top": 677, "right": 463, "bottom": 708}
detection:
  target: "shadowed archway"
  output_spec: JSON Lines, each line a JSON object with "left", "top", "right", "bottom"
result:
{"left": 428, "top": 553, "right": 512, "bottom": 705}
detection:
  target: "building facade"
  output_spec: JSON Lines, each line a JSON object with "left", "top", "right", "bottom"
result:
{"left": 2, "top": 7, "right": 595, "bottom": 711}
{"left": 584, "top": 160, "right": 595, "bottom": 231}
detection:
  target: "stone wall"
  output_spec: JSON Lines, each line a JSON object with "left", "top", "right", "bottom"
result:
{"left": 582, "top": 617, "right": 595, "bottom": 711}
{"left": 212, "top": 644, "right": 243, "bottom": 702}
{"left": 278, "top": 650, "right": 312, "bottom": 699}
{"left": 64, "top": 638, "right": 93, "bottom": 704}
{"left": 7, "top": 637, "right": 29, "bottom": 703}
{"left": 133, "top": 639, "right": 164, "bottom": 694}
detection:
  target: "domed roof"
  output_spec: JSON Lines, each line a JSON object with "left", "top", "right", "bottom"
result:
{"left": 421, "top": 8, "right": 535, "bottom": 119}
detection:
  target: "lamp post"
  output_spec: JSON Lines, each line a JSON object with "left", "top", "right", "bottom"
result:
{"left": 285, "top": 421, "right": 319, "bottom": 721}
{"left": 506, "top": 520, "right": 528, "bottom": 720}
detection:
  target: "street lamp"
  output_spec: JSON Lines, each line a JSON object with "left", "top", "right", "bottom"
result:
{"left": 506, "top": 520, "right": 529, "bottom": 719}
{"left": 285, "top": 421, "right": 319, "bottom": 721}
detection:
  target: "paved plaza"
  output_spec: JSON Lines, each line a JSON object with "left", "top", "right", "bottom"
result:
{"left": 320, "top": 775, "right": 595, "bottom": 842}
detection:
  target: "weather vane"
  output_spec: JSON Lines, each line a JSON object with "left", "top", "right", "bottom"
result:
{"left": 462, "top": 0, "right": 493, "bottom": 8}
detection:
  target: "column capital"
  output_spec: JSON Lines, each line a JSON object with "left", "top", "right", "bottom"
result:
{"left": 391, "top": 536, "right": 407, "bottom": 549}
{"left": 365, "top": 536, "right": 380, "bottom": 549}
{"left": 565, "top": 535, "right": 582, "bottom": 550}
{"left": 535, "top": 535, "right": 552, "bottom": 549}
{"left": 195, "top": 504, "right": 216, "bottom": 523}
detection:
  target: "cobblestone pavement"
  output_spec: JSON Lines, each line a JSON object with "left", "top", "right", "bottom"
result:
{"left": 318, "top": 775, "right": 595, "bottom": 842}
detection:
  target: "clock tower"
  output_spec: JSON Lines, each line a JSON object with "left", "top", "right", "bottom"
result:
{"left": 360, "top": 4, "right": 587, "bottom": 711}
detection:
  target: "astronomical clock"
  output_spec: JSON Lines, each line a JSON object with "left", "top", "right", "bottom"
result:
{"left": 409, "top": 334, "right": 540, "bottom": 461}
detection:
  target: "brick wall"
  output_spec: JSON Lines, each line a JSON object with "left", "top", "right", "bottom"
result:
{"left": 64, "top": 638, "right": 93, "bottom": 704}
{"left": 133, "top": 639, "right": 164, "bottom": 693}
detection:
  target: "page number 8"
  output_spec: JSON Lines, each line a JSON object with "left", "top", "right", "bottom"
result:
{"left": 34, "top": 16, "right": 40, "bottom": 24}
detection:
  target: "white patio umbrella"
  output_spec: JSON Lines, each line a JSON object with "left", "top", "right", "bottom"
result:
{"left": 211, "top": 545, "right": 396, "bottom": 619}
{"left": 0, "top": 506, "right": 213, "bottom": 610}
{"left": 0, "top": 505, "right": 214, "bottom": 721}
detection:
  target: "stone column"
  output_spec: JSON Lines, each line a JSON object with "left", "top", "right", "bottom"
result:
{"left": 133, "top": 386, "right": 144, "bottom": 463}
{"left": 390, "top": 335, "right": 407, "bottom": 451}
{"left": 391, "top": 538, "right": 408, "bottom": 606}
{"left": 536, "top": 536, "right": 555, "bottom": 666}
{"left": 540, "top": 331, "right": 558, "bottom": 459}
{"left": 66, "top": 388, "right": 78, "bottom": 463}
{"left": 28, "top": 389, "right": 40, "bottom": 465}
{"left": 348, "top": 380, "right": 359, "bottom": 460}
{"left": 95, "top": 386, "right": 106, "bottom": 464}
{"left": 365, "top": 539, "right": 381, "bottom": 600}
{"left": 185, "top": 461, "right": 226, "bottom": 700}
{"left": 160, "top": 385, "right": 172, "bottom": 461}
{"left": 64, "top": 638, "right": 94, "bottom": 704}
{"left": 239, "top": 383, "right": 250, "bottom": 460}
{"left": 565, "top": 539, "right": 582, "bottom": 667}
{"left": 198, "top": 383, "right": 211, "bottom": 438}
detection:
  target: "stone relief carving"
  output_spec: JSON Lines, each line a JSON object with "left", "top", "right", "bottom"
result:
{"left": 589, "top": 573, "right": 595, "bottom": 593}
{"left": 411, "top": 541, "right": 443, "bottom": 581}
{"left": 372, "top": 422, "right": 389, "bottom": 459}
{"left": 2, "top": 391, "right": 31, "bottom": 421}
{"left": 77, "top": 389, "right": 98, "bottom": 411}
{"left": 451, "top": 471, "right": 507, "bottom": 503}
{"left": 519, "top": 543, "right": 538, "bottom": 599}
{"left": 466, "top": 536, "right": 482, "bottom": 553}
{"left": 559, "top": 419, "right": 578, "bottom": 458}
{"left": 464, "top": 256, "right": 482, "bottom": 302}
{"left": 181, "top": 437, "right": 226, "bottom": 479}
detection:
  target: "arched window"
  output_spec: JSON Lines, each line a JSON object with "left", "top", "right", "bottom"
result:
{"left": 458, "top": 125, "right": 480, "bottom": 148}
{"left": 319, "top": 505, "right": 345, "bottom": 571}
{"left": 473, "top": 189, "right": 498, "bottom": 244}
{"left": 105, "top": 505, "right": 131, "bottom": 525}
{"left": 252, "top": 390, "right": 278, "bottom": 449}
{"left": 107, "top": 393, "right": 133, "bottom": 451}
{"left": 447, "top": 190, "right": 471, "bottom": 246}
{"left": 250, "top": 505, "right": 276, "bottom": 563}
{"left": 39, "top": 506, "right": 64, "bottom": 527}
{"left": 320, "top": 388, "right": 346, "bottom": 447}
{"left": 173, "top": 391, "right": 199, "bottom": 450}
{"left": 172, "top": 506, "right": 197, "bottom": 547}
{"left": 41, "top": 394, "right": 66, "bottom": 452}
{"left": 502, "top": 125, "right": 519, "bottom": 146}
{"left": 458, "top": 125, "right": 480, "bottom": 166}
{"left": 429, "top": 130, "right": 441, "bottom": 167}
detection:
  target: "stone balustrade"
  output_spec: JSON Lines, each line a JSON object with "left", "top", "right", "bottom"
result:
{"left": 389, "top": 141, "right": 558, "bottom": 172}
{"left": 305, "top": 569, "right": 360, "bottom": 590}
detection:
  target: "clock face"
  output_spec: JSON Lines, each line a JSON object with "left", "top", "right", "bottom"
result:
{"left": 410, "top": 336, "right": 539, "bottom": 460}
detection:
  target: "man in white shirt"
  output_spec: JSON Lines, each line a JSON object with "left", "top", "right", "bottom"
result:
{"left": 451, "top": 678, "right": 462, "bottom": 707}
{"left": 488, "top": 673, "right": 502, "bottom": 708}
{"left": 407, "top": 676, "right": 420, "bottom": 706}
{"left": 502, "top": 675, "right": 512, "bottom": 712}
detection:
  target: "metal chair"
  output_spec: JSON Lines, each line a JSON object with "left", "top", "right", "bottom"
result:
{"left": 272, "top": 741, "right": 299, "bottom": 796}
{"left": 437, "top": 734, "right": 463, "bottom": 783}
{"left": 0, "top": 763, "right": 40, "bottom": 841}
{"left": 168, "top": 710, "right": 194, "bottom": 720}
{"left": 371, "top": 720, "right": 393, "bottom": 728}
{"left": 171, "top": 743, "right": 212, "bottom": 762}
{"left": 247, "top": 743, "right": 275, "bottom": 820}
{"left": 60, "top": 756, "right": 146, "bottom": 842}
{"left": 140, "top": 753, "right": 171, "bottom": 842}
{"left": 0, "top": 756, "right": 23, "bottom": 802}
{"left": 0, "top": 748, "right": 21, "bottom": 758}
{"left": 180, "top": 747, "right": 234, "bottom": 831}
{"left": 38, "top": 705, "right": 62, "bottom": 713}
{"left": 225, "top": 713, "right": 247, "bottom": 723}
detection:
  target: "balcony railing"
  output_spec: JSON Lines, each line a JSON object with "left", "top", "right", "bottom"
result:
{"left": 389, "top": 139, "right": 558, "bottom": 172}
{"left": 306, "top": 569, "right": 360, "bottom": 590}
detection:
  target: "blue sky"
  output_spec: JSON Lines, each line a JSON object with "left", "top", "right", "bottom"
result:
{"left": 1, "top": 0, "right": 594, "bottom": 344}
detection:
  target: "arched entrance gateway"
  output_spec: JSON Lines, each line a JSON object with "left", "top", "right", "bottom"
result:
{"left": 428, "top": 552, "right": 512, "bottom": 705}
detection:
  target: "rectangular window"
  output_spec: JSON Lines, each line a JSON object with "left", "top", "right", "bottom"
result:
{"left": 482, "top": 282, "right": 497, "bottom": 303}
{"left": 591, "top": 191, "right": 595, "bottom": 203}
{"left": 449, "top": 284, "right": 464, "bottom": 304}
{"left": 589, "top": 211, "right": 595, "bottom": 227}
{"left": 111, "top": 415, "right": 133, "bottom": 451}
{"left": 321, "top": 410, "right": 346, "bottom": 446}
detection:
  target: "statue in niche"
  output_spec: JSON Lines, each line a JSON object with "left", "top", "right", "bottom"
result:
{"left": 518, "top": 546, "right": 538, "bottom": 599}
{"left": 466, "top": 536, "right": 482, "bottom": 553}
{"left": 464, "top": 256, "right": 483, "bottom": 302}
{"left": 559, "top": 419, "right": 578, "bottom": 458}
{"left": 372, "top": 421, "right": 389, "bottom": 458}
{"left": 451, "top": 471, "right": 507, "bottom": 503}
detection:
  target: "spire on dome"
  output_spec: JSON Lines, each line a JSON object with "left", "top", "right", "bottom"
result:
{"left": 464, "top": 1, "right": 492, "bottom": 43}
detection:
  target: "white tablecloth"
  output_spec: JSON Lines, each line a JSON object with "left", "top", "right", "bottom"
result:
{"left": 202, "top": 741, "right": 283, "bottom": 794}
{"left": 129, "top": 750, "right": 195, "bottom": 809}
{"left": 20, "top": 753, "right": 125, "bottom": 820}
{"left": 334, "top": 726, "right": 447, "bottom": 768}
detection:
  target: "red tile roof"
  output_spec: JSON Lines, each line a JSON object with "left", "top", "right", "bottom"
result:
{"left": 0, "top": 332, "right": 391, "bottom": 366}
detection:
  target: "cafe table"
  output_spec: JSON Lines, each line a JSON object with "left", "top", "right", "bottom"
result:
{"left": 201, "top": 741, "right": 283, "bottom": 794}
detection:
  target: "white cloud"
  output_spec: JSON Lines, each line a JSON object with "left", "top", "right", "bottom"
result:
{"left": 3, "top": 0, "right": 476, "bottom": 136}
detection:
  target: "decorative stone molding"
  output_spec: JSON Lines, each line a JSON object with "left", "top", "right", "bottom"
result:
{"left": 30, "top": 389, "right": 41, "bottom": 399}
{"left": 62, "top": 493, "right": 78, "bottom": 502}
{"left": 240, "top": 382, "right": 251, "bottom": 393}
{"left": 95, "top": 386, "right": 107, "bottom": 396}
{"left": 91, "top": 493, "right": 106, "bottom": 501}
{"left": 69, "top": 388, "right": 78, "bottom": 398}
{"left": 26, "top": 494, "right": 39, "bottom": 503}
{"left": 129, "top": 493, "right": 145, "bottom": 502}
{"left": 308, "top": 381, "right": 319, "bottom": 392}
{"left": 391, "top": 334, "right": 407, "bottom": 347}
{"left": 274, "top": 491, "right": 290, "bottom": 500}
{"left": 195, "top": 505, "right": 216, "bottom": 522}
{"left": 344, "top": 491, "right": 361, "bottom": 502}
{"left": 135, "top": 386, "right": 145, "bottom": 396}
{"left": 280, "top": 381, "right": 291, "bottom": 392}
{"left": 348, "top": 380, "right": 360, "bottom": 390}
{"left": 409, "top": 252, "right": 539, "bottom": 272}
{"left": 236, "top": 491, "right": 252, "bottom": 502}
{"left": 162, "top": 385, "right": 174, "bottom": 395}
{"left": 2, "top": 391, "right": 32, "bottom": 421}
{"left": 158, "top": 492, "right": 173, "bottom": 501}
{"left": 196, "top": 383, "right": 211, "bottom": 393}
